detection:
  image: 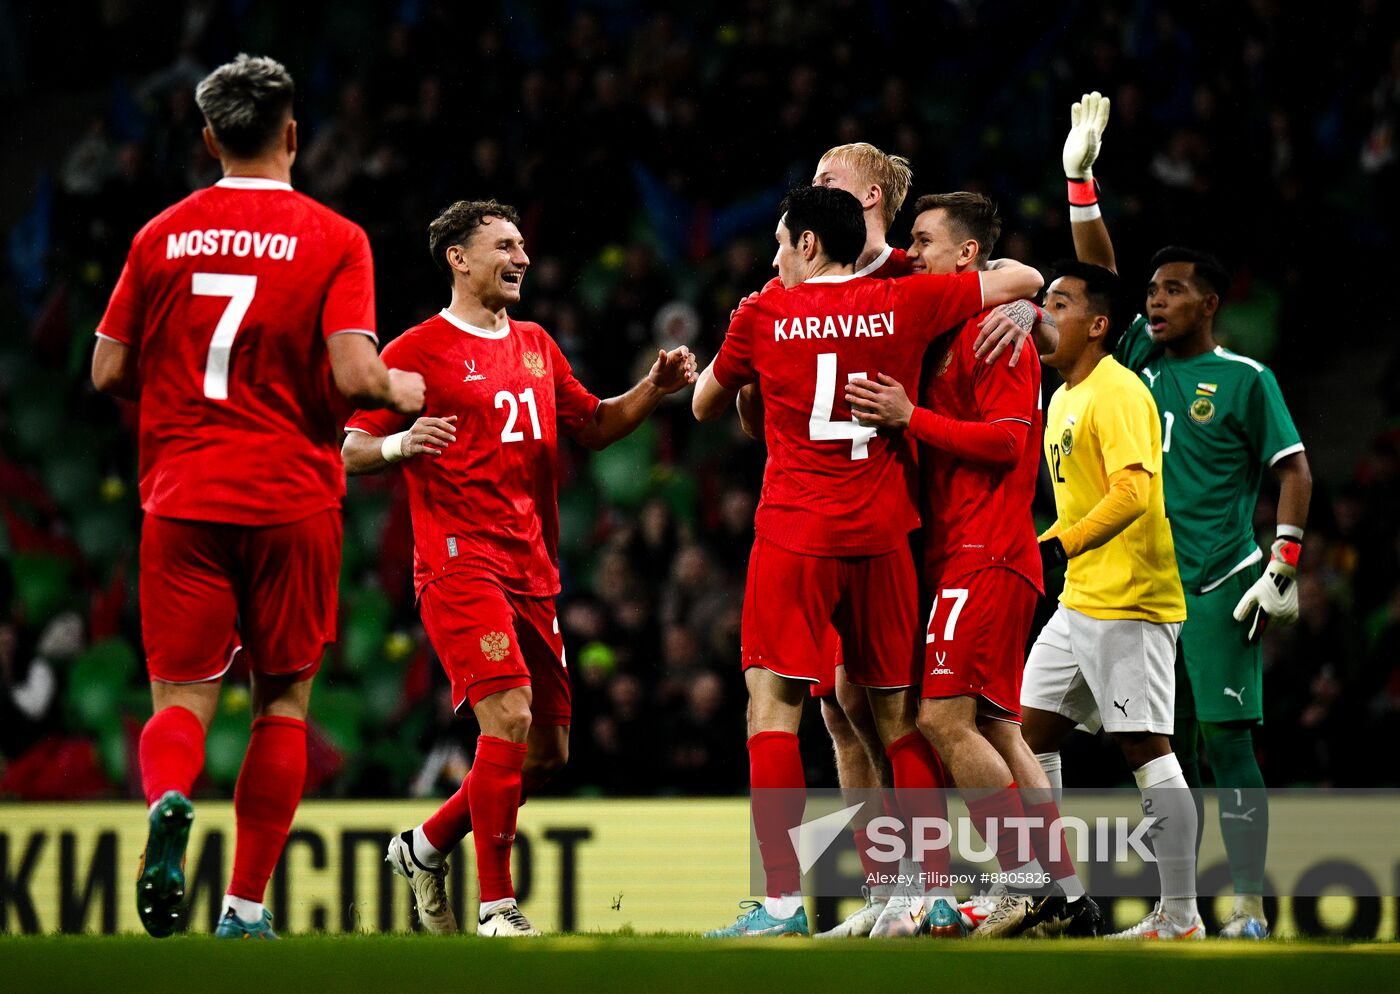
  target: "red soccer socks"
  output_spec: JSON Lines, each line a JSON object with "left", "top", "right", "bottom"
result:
{"left": 139, "top": 705, "right": 206, "bottom": 806}
{"left": 228, "top": 716, "right": 307, "bottom": 902}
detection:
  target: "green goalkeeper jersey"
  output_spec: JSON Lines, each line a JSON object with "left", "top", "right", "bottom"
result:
{"left": 1115, "top": 316, "right": 1303, "bottom": 594}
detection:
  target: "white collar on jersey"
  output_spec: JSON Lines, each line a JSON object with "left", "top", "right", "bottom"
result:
{"left": 802, "top": 245, "right": 892, "bottom": 285}
{"left": 852, "top": 244, "right": 893, "bottom": 277}
{"left": 438, "top": 308, "right": 511, "bottom": 339}
{"left": 215, "top": 177, "right": 293, "bottom": 191}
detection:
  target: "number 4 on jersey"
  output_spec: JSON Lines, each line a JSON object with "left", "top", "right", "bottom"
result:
{"left": 809, "top": 352, "right": 877, "bottom": 460}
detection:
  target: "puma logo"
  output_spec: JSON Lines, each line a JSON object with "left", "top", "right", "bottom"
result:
{"left": 1113, "top": 698, "right": 1129, "bottom": 716}
{"left": 1223, "top": 686, "right": 1246, "bottom": 705}
{"left": 1221, "top": 808, "right": 1257, "bottom": 823}
{"left": 1142, "top": 367, "right": 1159, "bottom": 386}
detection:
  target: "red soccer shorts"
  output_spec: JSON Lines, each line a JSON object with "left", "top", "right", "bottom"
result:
{"left": 140, "top": 509, "right": 341, "bottom": 684}
{"left": 419, "top": 572, "right": 570, "bottom": 723}
{"left": 921, "top": 567, "right": 1037, "bottom": 719}
{"left": 809, "top": 628, "right": 842, "bottom": 699}
{"left": 742, "top": 537, "right": 919, "bottom": 689}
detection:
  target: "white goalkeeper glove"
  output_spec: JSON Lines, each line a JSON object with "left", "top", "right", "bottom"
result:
{"left": 1233, "top": 537, "right": 1302, "bottom": 642}
{"left": 1062, "top": 91, "right": 1111, "bottom": 181}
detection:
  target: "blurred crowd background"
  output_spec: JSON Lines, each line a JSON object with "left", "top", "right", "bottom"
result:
{"left": 2, "top": 0, "right": 1398, "bottom": 800}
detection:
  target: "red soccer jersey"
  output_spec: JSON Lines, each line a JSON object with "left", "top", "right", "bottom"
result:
{"left": 712, "top": 271, "right": 985, "bottom": 556}
{"left": 96, "top": 176, "right": 376, "bottom": 526}
{"left": 345, "top": 311, "right": 600, "bottom": 598}
{"left": 918, "top": 312, "right": 1043, "bottom": 589}
{"left": 760, "top": 244, "right": 913, "bottom": 294}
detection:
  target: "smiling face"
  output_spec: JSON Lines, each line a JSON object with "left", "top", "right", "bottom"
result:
{"left": 1145, "top": 260, "right": 1216, "bottom": 345}
{"left": 906, "top": 208, "right": 977, "bottom": 276}
{"left": 450, "top": 216, "right": 529, "bottom": 309}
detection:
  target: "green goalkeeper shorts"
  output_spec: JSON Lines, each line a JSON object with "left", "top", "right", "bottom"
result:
{"left": 1175, "top": 568, "right": 1264, "bottom": 724}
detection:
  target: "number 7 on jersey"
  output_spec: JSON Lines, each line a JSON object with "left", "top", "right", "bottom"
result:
{"left": 193, "top": 272, "right": 257, "bottom": 400}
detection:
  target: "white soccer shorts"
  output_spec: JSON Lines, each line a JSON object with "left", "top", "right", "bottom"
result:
{"left": 1020, "top": 605, "right": 1181, "bottom": 734}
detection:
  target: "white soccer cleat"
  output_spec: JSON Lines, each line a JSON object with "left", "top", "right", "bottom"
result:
{"left": 477, "top": 901, "right": 542, "bottom": 937}
{"left": 814, "top": 887, "right": 888, "bottom": 938}
{"left": 1107, "top": 903, "right": 1206, "bottom": 940}
{"left": 1217, "top": 910, "right": 1269, "bottom": 939}
{"left": 385, "top": 831, "right": 458, "bottom": 934}
{"left": 869, "top": 891, "right": 927, "bottom": 938}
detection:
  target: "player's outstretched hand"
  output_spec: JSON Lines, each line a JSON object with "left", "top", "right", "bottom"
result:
{"left": 388, "top": 368, "right": 427, "bottom": 414}
{"left": 974, "top": 299, "right": 1038, "bottom": 367}
{"left": 845, "top": 373, "right": 913, "bottom": 430}
{"left": 1063, "top": 90, "right": 1110, "bottom": 181}
{"left": 403, "top": 415, "right": 458, "bottom": 458}
{"left": 649, "top": 346, "right": 698, "bottom": 394}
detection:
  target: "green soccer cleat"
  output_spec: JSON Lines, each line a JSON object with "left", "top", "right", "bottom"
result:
{"left": 704, "top": 901, "right": 809, "bottom": 938}
{"left": 136, "top": 790, "right": 194, "bottom": 938}
{"left": 920, "top": 898, "right": 971, "bottom": 938}
{"left": 214, "top": 908, "right": 280, "bottom": 940}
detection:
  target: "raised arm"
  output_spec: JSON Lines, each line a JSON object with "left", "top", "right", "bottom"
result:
{"left": 1064, "top": 91, "right": 1116, "bottom": 273}
{"left": 572, "top": 346, "right": 697, "bottom": 449}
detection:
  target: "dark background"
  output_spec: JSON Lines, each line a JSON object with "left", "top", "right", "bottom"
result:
{"left": 1, "top": 0, "right": 1397, "bottom": 800}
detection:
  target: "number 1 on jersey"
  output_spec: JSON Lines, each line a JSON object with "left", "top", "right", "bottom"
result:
{"left": 193, "top": 273, "right": 257, "bottom": 400}
{"left": 809, "top": 352, "right": 877, "bottom": 460}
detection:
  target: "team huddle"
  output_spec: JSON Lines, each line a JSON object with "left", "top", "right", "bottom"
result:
{"left": 96, "top": 55, "right": 1308, "bottom": 942}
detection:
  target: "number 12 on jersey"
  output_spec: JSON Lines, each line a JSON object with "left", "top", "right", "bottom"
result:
{"left": 809, "top": 352, "right": 877, "bottom": 460}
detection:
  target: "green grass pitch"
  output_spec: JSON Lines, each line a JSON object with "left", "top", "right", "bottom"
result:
{"left": 3, "top": 935, "right": 1398, "bottom": 994}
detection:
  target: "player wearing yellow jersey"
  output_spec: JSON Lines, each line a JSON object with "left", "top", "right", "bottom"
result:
{"left": 1020, "top": 261, "right": 1204, "bottom": 941}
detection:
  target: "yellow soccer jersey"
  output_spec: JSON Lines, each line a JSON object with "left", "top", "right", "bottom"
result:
{"left": 1044, "top": 356, "right": 1187, "bottom": 623}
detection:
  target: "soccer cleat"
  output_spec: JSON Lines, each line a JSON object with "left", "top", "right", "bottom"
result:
{"left": 920, "top": 898, "right": 971, "bottom": 938}
{"left": 814, "top": 887, "right": 887, "bottom": 938}
{"left": 477, "top": 901, "right": 542, "bottom": 937}
{"left": 136, "top": 790, "right": 194, "bottom": 938}
{"left": 1107, "top": 903, "right": 1206, "bottom": 940}
{"left": 386, "top": 831, "right": 458, "bottom": 934}
{"left": 1218, "top": 911, "right": 1270, "bottom": 939}
{"left": 703, "top": 901, "right": 809, "bottom": 938}
{"left": 958, "top": 884, "right": 1005, "bottom": 930}
{"left": 869, "top": 891, "right": 927, "bottom": 937}
{"left": 970, "top": 891, "right": 1036, "bottom": 938}
{"left": 214, "top": 908, "right": 280, "bottom": 939}
{"left": 1021, "top": 892, "right": 1105, "bottom": 938}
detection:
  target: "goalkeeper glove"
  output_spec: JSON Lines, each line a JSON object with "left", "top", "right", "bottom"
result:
{"left": 1063, "top": 90, "right": 1110, "bottom": 181}
{"left": 1064, "top": 91, "right": 1110, "bottom": 219}
{"left": 1232, "top": 537, "right": 1302, "bottom": 642}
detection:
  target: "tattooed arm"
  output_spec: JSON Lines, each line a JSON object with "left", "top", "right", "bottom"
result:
{"left": 973, "top": 298, "right": 1058, "bottom": 365}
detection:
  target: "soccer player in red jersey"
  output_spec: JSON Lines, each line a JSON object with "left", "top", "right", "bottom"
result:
{"left": 739, "top": 145, "right": 1038, "bottom": 938}
{"left": 693, "top": 186, "right": 1043, "bottom": 937}
{"left": 848, "top": 192, "right": 1100, "bottom": 938}
{"left": 92, "top": 55, "right": 425, "bottom": 940}
{"left": 342, "top": 200, "right": 696, "bottom": 937}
